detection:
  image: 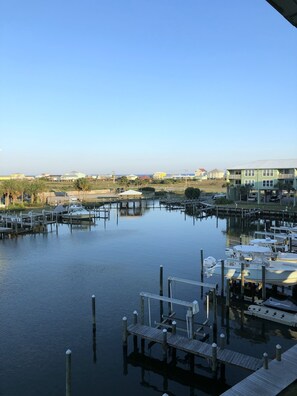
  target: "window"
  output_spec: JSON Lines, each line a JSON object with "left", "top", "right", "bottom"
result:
{"left": 244, "top": 169, "right": 254, "bottom": 177}
{"left": 244, "top": 180, "right": 255, "bottom": 186}
{"left": 262, "top": 180, "right": 273, "bottom": 187}
{"left": 263, "top": 169, "right": 273, "bottom": 176}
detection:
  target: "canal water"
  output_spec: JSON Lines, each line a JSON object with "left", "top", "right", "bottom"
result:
{"left": 0, "top": 204, "right": 296, "bottom": 395}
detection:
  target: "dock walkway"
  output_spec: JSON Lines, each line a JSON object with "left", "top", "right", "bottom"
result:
{"left": 221, "top": 344, "right": 297, "bottom": 396}
{"left": 127, "top": 324, "right": 262, "bottom": 371}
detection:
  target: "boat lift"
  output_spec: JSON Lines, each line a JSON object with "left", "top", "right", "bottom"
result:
{"left": 139, "top": 278, "right": 217, "bottom": 339}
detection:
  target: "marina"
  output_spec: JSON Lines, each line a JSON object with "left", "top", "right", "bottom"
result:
{"left": 0, "top": 202, "right": 297, "bottom": 395}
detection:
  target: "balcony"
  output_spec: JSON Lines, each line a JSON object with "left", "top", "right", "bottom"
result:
{"left": 278, "top": 174, "right": 295, "bottom": 180}
{"left": 228, "top": 174, "right": 241, "bottom": 180}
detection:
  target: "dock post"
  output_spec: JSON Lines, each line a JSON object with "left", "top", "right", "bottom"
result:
{"left": 159, "top": 265, "right": 164, "bottom": 321}
{"left": 66, "top": 349, "right": 72, "bottom": 396}
{"left": 206, "top": 293, "right": 210, "bottom": 320}
{"left": 140, "top": 295, "right": 145, "bottom": 325}
{"left": 213, "top": 289, "right": 217, "bottom": 343}
{"left": 122, "top": 317, "right": 128, "bottom": 346}
{"left": 221, "top": 260, "right": 224, "bottom": 298}
{"left": 200, "top": 249, "right": 204, "bottom": 282}
{"left": 240, "top": 262, "right": 245, "bottom": 300}
{"left": 133, "top": 311, "right": 138, "bottom": 352}
{"left": 133, "top": 310, "right": 138, "bottom": 325}
{"left": 226, "top": 279, "right": 230, "bottom": 308}
{"left": 276, "top": 344, "right": 282, "bottom": 361}
{"left": 172, "top": 320, "right": 177, "bottom": 335}
{"left": 219, "top": 333, "right": 226, "bottom": 349}
{"left": 263, "top": 352, "right": 268, "bottom": 369}
{"left": 92, "top": 295, "right": 96, "bottom": 327}
{"left": 262, "top": 265, "right": 266, "bottom": 300}
{"left": 162, "top": 329, "right": 168, "bottom": 361}
{"left": 212, "top": 343, "right": 217, "bottom": 372}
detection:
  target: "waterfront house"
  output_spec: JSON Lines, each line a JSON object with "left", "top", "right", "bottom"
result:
{"left": 227, "top": 159, "right": 297, "bottom": 202}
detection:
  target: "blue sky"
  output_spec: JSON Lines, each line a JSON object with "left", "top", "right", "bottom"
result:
{"left": 0, "top": 0, "right": 296, "bottom": 175}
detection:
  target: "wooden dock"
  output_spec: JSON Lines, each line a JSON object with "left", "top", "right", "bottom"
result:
{"left": 221, "top": 344, "right": 297, "bottom": 396}
{"left": 127, "top": 324, "right": 262, "bottom": 371}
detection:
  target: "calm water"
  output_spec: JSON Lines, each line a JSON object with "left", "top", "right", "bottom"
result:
{"left": 0, "top": 204, "right": 296, "bottom": 396}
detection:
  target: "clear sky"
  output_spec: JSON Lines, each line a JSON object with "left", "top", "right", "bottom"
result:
{"left": 0, "top": 0, "right": 296, "bottom": 175}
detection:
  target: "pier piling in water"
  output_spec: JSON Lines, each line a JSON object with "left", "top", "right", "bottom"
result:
{"left": 66, "top": 349, "right": 72, "bottom": 396}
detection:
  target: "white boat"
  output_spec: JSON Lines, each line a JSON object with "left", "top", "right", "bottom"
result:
{"left": 62, "top": 204, "right": 94, "bottom": 221}
{"left": 205, "top": 257, "right": 297, "bottom": 286}
{"left": 225, "top": 243, "right": 297, "bottom": 263}
{"left": 262, "top": 297, "right": 297, "bottom": 313}
{"left": 270, "top": 226, "right": 297, "bottom": 242}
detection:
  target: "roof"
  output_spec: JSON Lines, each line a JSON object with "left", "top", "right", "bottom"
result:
{"left": 228, "top": 159, "right": 297, "bottom": 170}
{"left": 118, "top": 190, "right": 142, "bottom": 196}
{"left": 266, "top": 0, "right": 297, "bottom": 28}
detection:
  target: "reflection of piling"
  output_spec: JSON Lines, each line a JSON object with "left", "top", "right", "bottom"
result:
{"left": 91, "top": 295, "right": 97, "bottom": 363}
{"left": 66, "top": 349, "right": 72, "bottom": 396}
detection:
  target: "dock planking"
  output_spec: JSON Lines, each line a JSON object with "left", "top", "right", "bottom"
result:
{"left": 127, "top": 324, "right": 262, "bottom": 371}
{"left": 221, "top": 344, "right": 297, "bottom": 396}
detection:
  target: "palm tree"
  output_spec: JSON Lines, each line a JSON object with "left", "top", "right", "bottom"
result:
{"left": 26, "top": 180, "right": 46, "bottom": 204}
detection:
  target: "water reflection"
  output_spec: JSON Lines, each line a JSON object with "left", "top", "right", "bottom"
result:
{"left": 0, "top": 204, "right": 296, "bottom": 395}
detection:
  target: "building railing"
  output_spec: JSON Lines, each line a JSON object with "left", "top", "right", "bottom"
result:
{"left": 228, "top": 174, "right": 241, "bottom": 180}
{"left": 277, "top": 174, "right": 295, "bottom": 179}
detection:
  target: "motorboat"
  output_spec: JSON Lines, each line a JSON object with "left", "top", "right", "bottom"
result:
{"left": 204, "top": 256, "right": 297, "bottom": 286}
{"left": 262, "top": 297, "right": 297, "bottom": 313}
{"left": 61, "top": 204, "right": 94, "bottom": 221}
{"left": 225, "top": 243, "right": 297, "bottom": 263}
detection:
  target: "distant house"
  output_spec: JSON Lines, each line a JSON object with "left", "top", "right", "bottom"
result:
{"left": 60, "top": 171, "right": 86, "bottom": 181}
{"left": 195, "top": 168, "right": 207, "bottom": 179}
{"left": 153, "top": 172, "right": 167, "bottom": 180}
{"left": 207, "top": 169, "right": 225, "bottom": 179}
{"left": 127, "top": 174, "right": 138, "bottom": 181}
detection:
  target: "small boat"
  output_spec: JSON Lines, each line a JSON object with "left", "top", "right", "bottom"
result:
{"left": 262, "top": 297, "right": 297, "bottom": 313}
{"left": 62, "top": 204, "right": 94, "bottom": 221}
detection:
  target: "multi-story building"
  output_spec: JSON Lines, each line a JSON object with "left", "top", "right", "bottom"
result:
{"left": 226, "top": 159, "right": 297, "bottom": 201}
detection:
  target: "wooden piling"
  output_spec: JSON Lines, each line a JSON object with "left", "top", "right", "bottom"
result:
{"left": 133, "top": 310, "right": 138, "bottom": 325}
{"left": 66, "top": 349, "right": 72, "bottom": 396}
{"left": 276, "top": 344, "right": 282, "bottom": 361}
{"left": 212, "top": 290, "right": 217, "bottom": 342}
{"left": 220, "top": 333, "right": 226, "bottom": 349}
{"left": 221, "top": 260, "right": 224, "bottom": 298}
{"left": 159, "top": 265, "right": 164, "bottom": 320}
{"left": 200, "top": 249, "right": 204, "bottom": 282}
{"left": 240, "top": 262, "right": 245, "bottom": 299}
{"left": 225, "top": 279, "right": 230, "bottom": 308}
{"left": 172, "top": 320, "right": 177, "bottom": 335}
{"left": 262, "top": 265, "right": 266, "bottom": 300}
{"left": 92, "top": 295, "right": 96, "bottom": 326}
{"left": 122, "top": 317, "right": 128, "bottom": 345}
{"left": 263, "top": 352, "right": 268, "bottom": 369}
{"left": 162, "top": 329, "right": 168, "bottom": 361}
{"left": 212, "top": 343, "right": 217, "bottom": 372}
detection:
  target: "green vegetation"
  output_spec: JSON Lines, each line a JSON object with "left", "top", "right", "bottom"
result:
{"left": 184, "top": 187, "right": 201, "bottom": 199}
{"left": 73, "top": 177, "right": 91, "bottom": 191}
